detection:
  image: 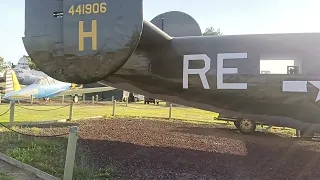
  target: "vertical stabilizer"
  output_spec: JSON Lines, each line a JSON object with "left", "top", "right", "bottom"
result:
{"left": 5, "top": 69, "right": 21, "bottom": 93}
{"left": 16, "top": 56, "right": 30, "bottom": 70}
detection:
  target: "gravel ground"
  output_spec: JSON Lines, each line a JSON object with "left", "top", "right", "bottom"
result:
{"left": 21, "top": 118, "right": 320, "bottom": 180}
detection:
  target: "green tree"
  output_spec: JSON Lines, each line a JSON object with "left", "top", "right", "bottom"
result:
{"left": 203, "top": 27, "right": 222, "bottom": 36}
{"left": 25, "top": 56, "right": 39, "bottom": 70}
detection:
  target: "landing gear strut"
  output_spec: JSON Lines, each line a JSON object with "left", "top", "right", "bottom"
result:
{"left": 234, "top": 119, "right": 256, "bottom": 134}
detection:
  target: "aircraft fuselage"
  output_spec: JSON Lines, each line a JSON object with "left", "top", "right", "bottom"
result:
{"left": 3, "top": 83, "right": 71, "bottom": 100}
{"left": 102, "top": 34, "right": 320, "bottom": 131}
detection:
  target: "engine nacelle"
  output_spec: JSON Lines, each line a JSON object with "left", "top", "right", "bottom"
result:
{"left": 23, "top": 0, "right": 143, "bottom": 84}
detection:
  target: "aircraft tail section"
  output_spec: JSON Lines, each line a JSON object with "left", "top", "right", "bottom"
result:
{"left": 16, "top": 56, "right": 31, "bottom": 70}
{"left": 5, "top": 69, "right": 21, "bottom": 93}
{"left": 139, "top": 11, "right": 202, "bottom": 46}
{"left": 22, "top": 0, "right": 202, "bottom": 84}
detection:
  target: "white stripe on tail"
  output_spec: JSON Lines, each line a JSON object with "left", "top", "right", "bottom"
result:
{"left": 5, "top": 69, "right": 21, "bottom": 93}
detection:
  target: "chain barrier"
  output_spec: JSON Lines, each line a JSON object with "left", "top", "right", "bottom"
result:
{"left": 123, "top": 105, "right": 167, "bottom": 110}
{"left": 15, "top": 104, "right": 70, "bottom": 111}
{"left": 110, "top": 102, "right": 217, "bottom": 122}
{"left": 0, "top": 123, "right": 69, "bottom": 138}
{"left": 0, "top": 100, "right": 217, "bottom": 138}
{"left": 0, "top": 104, "right": 69, "bottom": 138}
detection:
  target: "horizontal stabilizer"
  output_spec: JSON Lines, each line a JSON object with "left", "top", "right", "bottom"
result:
{"left": 150, "top": 11, "right": 202, "bottom": 37}
{"left": 139, "top": 11, "right": 203, "bottom": 46}
{"left": 139, "top": 20, "right": 172, "bottom": 46}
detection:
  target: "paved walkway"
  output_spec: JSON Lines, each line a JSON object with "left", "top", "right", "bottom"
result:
{"left": 0, "top": 159, "right": 43, "bottom": 180}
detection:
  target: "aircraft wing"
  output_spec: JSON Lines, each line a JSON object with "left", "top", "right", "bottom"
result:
{"left": 58, "top": 87, "right": 116, "bottom": 96}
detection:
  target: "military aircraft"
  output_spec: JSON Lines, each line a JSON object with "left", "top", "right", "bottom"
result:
{"left": 2, "top": 56, "right": 49, "bottom": 85}
{"left": 3, "top": 69, "right": 115, "bottom": 102}
{"left": 22, "top": 0, "right": 320, "bottom": 136}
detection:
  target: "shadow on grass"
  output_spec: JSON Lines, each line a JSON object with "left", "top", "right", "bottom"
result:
{"left": 172, "top": 126, "right": 282, "bottom": 138}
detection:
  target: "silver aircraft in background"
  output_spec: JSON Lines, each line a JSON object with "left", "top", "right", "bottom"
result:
{"left": 3, "top": 56, "right": 48, "bottom": 85}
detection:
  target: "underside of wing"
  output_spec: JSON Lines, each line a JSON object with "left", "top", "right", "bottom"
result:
{"left": 44, "top": 89, "right": 66, "bottom": 98}
{"left": 58, "top": 87, "right": 116, "bottom": 96}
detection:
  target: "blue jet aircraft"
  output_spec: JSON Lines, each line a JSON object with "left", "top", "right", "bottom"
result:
{"left": 3, "top": 69, "right": 115, "bottom": 102}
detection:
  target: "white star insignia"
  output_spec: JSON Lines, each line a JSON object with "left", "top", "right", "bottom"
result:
{"left": 309, "top": 81, "right": 320, "bottom": 102}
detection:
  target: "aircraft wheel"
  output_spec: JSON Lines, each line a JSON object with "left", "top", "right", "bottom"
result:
{"left": 73, "top": 95, "right": 79, "bottom": 103}
{"left": 237, "top": 119, "right": 256, "bottom": 134}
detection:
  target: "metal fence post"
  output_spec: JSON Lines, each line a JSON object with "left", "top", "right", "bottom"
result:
{"left": 111, "top": 96, "right": 114, "bottom": 102}
{"left": 68, "top": 102, "right": 73, "bottom": 121}
{"left": 62, "top": 95, "right": 65, "bottom": 104}
{"left": 112, "top": 100, "right": 116, "bottom": 116}
{"left": 9, "top": 101, "right": 15, "bottom": 127}
{"left": 169, "top": 103, "right": 172, "bottom": 120}
{"left": 166, "top": 102, "right": 170, "bottom": 107}
{"left": 96, "top": 95, "right": 99, "bottom": 103}
{"left": 82, "top": 94, "right": 85, "bottom": 103}
{"left": 126, "top": 97, "right": 128, "bottom": 107}
{"left": 92, "top": 96, "right": 94, "bottom": 105}
{"left": 30, "top": 95, "right": 33, "bottom": 105}
{"left": 63, "top": 126, "right": 79, "bottom": 180}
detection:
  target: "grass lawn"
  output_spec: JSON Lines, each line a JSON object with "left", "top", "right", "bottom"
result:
{"left": 0, "top": 172, "right": 14, "bottom": 180}
{"left": 0, "top": 101, "right": 296, "bottom": 135}
{"left": 0, "top": 131, "right": 117, "bottom": 180}
{"left": 0, "top": 101, "right": 220, "bottom": 124}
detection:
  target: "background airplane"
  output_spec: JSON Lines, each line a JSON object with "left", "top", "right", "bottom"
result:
{"left": 22, "top": 0, "right": 320, "bottom": 136}
{"left": 2, "top": 56, "right": 48, "bottom": 85}
{"left": 3, "top": 69, "right": 115, "bottom": 102}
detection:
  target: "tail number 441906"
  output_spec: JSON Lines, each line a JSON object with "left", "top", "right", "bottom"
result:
{"left": 68, "top": 2, "right": 107, "bottom": 16}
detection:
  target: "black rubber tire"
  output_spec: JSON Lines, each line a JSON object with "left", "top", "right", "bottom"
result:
{"left": 237, "top": 119, "right": 256, "bottom": 134}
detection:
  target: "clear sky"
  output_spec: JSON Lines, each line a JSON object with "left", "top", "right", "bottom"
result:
{"left": 0, "top": 0, "right": 319, "bottom": 66}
